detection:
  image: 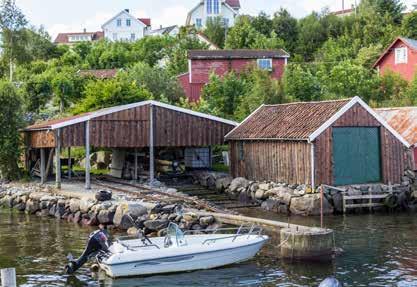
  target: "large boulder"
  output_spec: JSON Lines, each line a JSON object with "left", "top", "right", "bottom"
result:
{"left": 255, "top": 189, "right": 268, "bottom": 200}
{"left": 229, "top": 178, "right": 249, "bottom": 193}
{"left": 95, "top": 190, "right": 112, "bottom": 202}
{"left": 289, "top": 194, "right": 334, "bottom": 216}
{"left": 80, "top": 199, "right": 95, "bottom": 213}
{"left": 25, "top": 199, "right": 40, "bottom": 214}
{"left": 215, "top": 177, "right": 233, "bottom": 192}
{"left": 144, "top": 219, "right": 169, "bottom": 231}
{"left": 97, "top": 209, "right": 115, "bottom": 224}
{"left": 69, "top": 199, "right": 80, "bottom": 213}
{"left": 113, "top": 203, "right": 148, "bottom": 227}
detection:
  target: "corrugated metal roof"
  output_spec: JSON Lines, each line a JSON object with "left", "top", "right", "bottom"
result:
{"left": 401, "top": 37, "right": 417, "bottom": 50}
{"left": 225, "top": 99, "right": 351, "bottom": 140}
{"left": 24, "top": 100, "right": 238, "bottom": 132}
{"left": 188, "top": 49, "right": 290, "bottom": 60}
{"left": 376, "top": 107, "right": 417, "bottom": 146}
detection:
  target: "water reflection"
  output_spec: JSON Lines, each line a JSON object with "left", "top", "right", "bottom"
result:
{"left": 0, "top": 209, "right": 416, "bottom": 286}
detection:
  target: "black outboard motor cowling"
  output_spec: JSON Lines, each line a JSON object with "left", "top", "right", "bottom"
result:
{"left": 65, "top": 229, "right": 110, "bottom": 274}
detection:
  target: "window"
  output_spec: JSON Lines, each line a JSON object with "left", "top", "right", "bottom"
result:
{"left": 196, "top": 18, "right": 202, "bottom": 28}
{"left": 257, "top": 58, "right": 273, "bottom": 71}
{"left": 130, "top": 33, "right": 136, "bottom": 41}
{"left": 238, "top": 142, "right": 244, "bottom": 161}
{"left": 395, "top": 47, "right": 408, "bottom": 64}
{"left": 126, "top": 19, "right": 131, "bottom": 26}
{"left": 117, "top": 19, "right": 122, "bottom": 27}
{"left": 206, "top": 0, "right": 219, "bottom": 14}
{"left": 112, "top": 33, "right": 118, "bottom": 41}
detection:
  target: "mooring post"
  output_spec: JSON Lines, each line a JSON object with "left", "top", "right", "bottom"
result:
{"left": 149, "top": 104, "right": 155, "bottom": 186}
{"left": 1, "top": 268, "right": 16, "bottom": 287}
{"left": 55, "top": 129, "right": 62, "bottom": 189}
{"left": 320, "top": 185, "right": 324, "bottom": 228}
{"left": 40, "top": 148, "right": 45, "bottom": 184}
{"left": 85, "top": 121, "right": 91, "bottom": 190}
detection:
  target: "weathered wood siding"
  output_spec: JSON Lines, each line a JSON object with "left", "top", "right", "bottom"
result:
{"left": 314, "top": 103, "right": 411, "bottom": 185}
{"left": 27, "top": 104, "right": 234, "bottom": 148}
{"left": 229, "top": 140, "right": 312, "bottom": 185}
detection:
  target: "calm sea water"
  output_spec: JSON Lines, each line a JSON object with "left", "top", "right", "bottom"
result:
{"left": 0, "top": 208, "right": 416, "bottom": 287}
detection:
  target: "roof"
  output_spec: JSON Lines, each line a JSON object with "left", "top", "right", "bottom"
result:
{"left": 225, "top": 97, "right": 410, "bottom": 147}
{"left": 54, "top": 31, "right": 104, "bottom": 44}
{"left": 138, "top": 18, "right": 151, "bottom": 26}
{"left": 24, "top": 100, "right": 238, "bottom": 132}
{"left": 77, "top": 69, "right": 119, "bottom": 79}
{"left": 226, "top": 99, "right": 351, "bottom": 140}
{"left": 331, "top": 8, "right": 354, "bottom": 15}
{"left": 188, "top": 49, "right": 290, "bottom": 60}
{"left": 150, "top": 25, "right": 178, "bottom": 35}
{"left": 376, "top": 107, "right": 417, "bottom": 146}
{"left": 373, "top": 37, "right": 417, "bottom": 67}
{"left": 196, "top": 32, "right": 220, "bottom": 50}
{"left": 225, "top": 0, "right": 240, "bottom": 9}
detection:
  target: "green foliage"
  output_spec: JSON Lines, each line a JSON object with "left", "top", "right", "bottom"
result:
{"left": 204, "top": 17, "right": 226, "bottom": 48}
{"left": 224, "top": 16, "right": 260, "bottom": 49}
{"left": 251, "top": 12, "right": 273, "bottom": 36}
{"left": 375, "top": 71, "right": 408, "bottom": 106}
{"left": 402, "top": 12, "right": 417, "bottom": 39}
{"left": 272, "top": 9, "right": 298, "bottom": 53}
{"left": 284, "top": 64, "right": 322, "bottom": 101}
{"left": 0, "top": 80, "right": 22, "bottom": 179}
{"left": 73, "top": 77, "right": 152, "bottom": 114}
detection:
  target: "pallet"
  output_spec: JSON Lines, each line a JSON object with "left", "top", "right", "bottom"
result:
{"left": 342, "top": 193, "right": 388, "bottom": 213}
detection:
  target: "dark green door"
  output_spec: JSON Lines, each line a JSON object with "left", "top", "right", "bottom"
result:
{"left": 333, "top": 127, "right": 381, "bottom": 186}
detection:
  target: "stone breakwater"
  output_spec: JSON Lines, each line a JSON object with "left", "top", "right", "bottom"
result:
{"left": 0, "top": 183, "right": 217, "bottom": 236}
{"left": 191, "top": 170, "right": 417, "bottom": 216}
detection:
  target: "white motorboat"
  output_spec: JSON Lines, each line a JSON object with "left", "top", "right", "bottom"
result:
{"left": 96, "top": 223, "right": 269, "bottom": 278}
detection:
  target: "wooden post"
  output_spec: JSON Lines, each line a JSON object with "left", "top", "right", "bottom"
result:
{"left": 40, "top": 148, "right": 45, "bottom": 184}
{"left": 149, "top": 104, "right": 155, "bottom": 185}
{"left": 1, "top": 268, "right": 16, "bottom": 287}
{"left": 55, "top": 129, "right": 61, "bottom": 189}
{"left": 134, "top": 148, "right": 138, "bottom": 182}
{"left": 320, "top": 186, "right": 324, "bottom": 228}
{"left": 68, "top": 147, "right": 72, "bottom": 179}
{"left": 85, "top": 121, "right": 91, "bottom": 190}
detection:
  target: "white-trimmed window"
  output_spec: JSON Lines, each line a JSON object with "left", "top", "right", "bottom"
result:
{"left": 112, "top": 33, "right": 118, "bottom": 41}
{"left": 257, "top": 58, "right": 273, "bottom": 71}
{"left": 126, "top": 19, "right": 131, "bottom": 26}
{"left": 395, "top": 47, "right": 408, "bottom": 64}
{"left": 196, "top": 18, "right": 202, "bottom": 28}
{"left": 130, "top": 33, "right": 136, "bottom": 41}
{"left": 117, "top": 19, "right": 122, "bottom": 27}
{"left": 206, "top": 0, "right": 220, "bottom": 14}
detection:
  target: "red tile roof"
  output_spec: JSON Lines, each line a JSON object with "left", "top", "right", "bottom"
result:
{"left": 188, "top": 49, "right": 289, "bottom": 59}
{"left": 78, "top": 69, "right": 119, "bottom": 79}
{"left": 54, "top": 31, "right": 104, "bottom": 44}
{"left": 138, "top": 18, "right": 151, "bottom": 26}
{"left": 226, "top": 99, "right": 351, "bottom": 140}
{"left": 225, "top": 0, "right": 240, "bottom": 8}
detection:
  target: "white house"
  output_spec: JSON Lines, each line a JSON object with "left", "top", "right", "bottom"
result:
{"left": 149, "top": 25, "right": 180, "bottom": 37}
{"left": 186, "top": 0, "right": 240, "bottom": 29}
{"left": 102, "top": 9, "right": 151, "bottom": 42}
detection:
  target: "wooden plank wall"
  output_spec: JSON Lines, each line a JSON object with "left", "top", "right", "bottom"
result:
{"left": 229, "top": 140, "right": 311, "bottom": 185}
{"left": 314, "top": 103, "right": 411, "bottom": 185}
{"left": 26, "top": 104, "right": 235, "bottom": 148}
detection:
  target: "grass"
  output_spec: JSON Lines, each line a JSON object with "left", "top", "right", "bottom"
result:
{"left": 212, "top": 163, "right": 229, "bottom": 173}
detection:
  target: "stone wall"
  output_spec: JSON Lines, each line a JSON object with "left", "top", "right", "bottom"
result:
{"left": 0, "top": 183, "right": 217, "bottom": 236}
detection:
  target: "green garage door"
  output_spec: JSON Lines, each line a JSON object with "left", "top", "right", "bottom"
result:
{"left": 333, "top": 127, "right": 381, "bottom": 186}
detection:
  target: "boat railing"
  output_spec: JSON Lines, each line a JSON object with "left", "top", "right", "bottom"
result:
{"left": 192, "top": 224, "right": 264, "bottom": 245}
{"left": 116, "top": 238, "right": 161, "bottom": 250}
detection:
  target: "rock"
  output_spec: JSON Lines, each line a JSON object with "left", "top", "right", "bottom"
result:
{"left": 157, "top": 228, "right": 167, "bottom": 237}
{"left": 166, "top": 188, "right": 178, "bottom": 194}
{"left": 144, "top": 219, "right": 169, "bottom": 231}
{"left": 15, "top": 202, "right": 26, "bottom": 212}
{"left": 261, "top": 198, "right": 280, "bottom": 212}
{"left": 135, "top": 215, "right": 149, "bottom": 229}
{"left": 168, "top": 213, "right": 177, "bottom": 221}
{"left": 73, "top": 211, "right": 81, "bottom": 223}
{"left": 255, "top": 189, "right": 267, "bottom": 200}
{"left": 118, "top": 214, "right": 135, "bottom": 230}
{"left": 277, "top": 204, "right": 289, "bottom": 214}
{"left": 114, "top": 203, "right": 148, "bottom": 226}
{"left": 238, "top": 191, "right": 252, "bottom": 204}
{"left": 25, "top": 199, "right": 40, "bottom": 214}
{"left": 405, "top": 169, "right": 416, "bottom": 179}
{"left": 332, "top": 192, "right": 344, "bottom": 214}
{"left": 215, "top": 177, "right": 232, "bottom": 192}
{"left": 160, "top": 204, "right": 176, "bottom": 214}
{"left": 411, "top": 190, "right": 417, "bottom": 201}
{"left": 289, "top": 194, "right": 334, "bottom": 216}
{"left": 249, "top": 183, "right": 259, "bottom": 193}
{"left": 182, "top": 212, "right": 198, "bottom": 223}
{"left": 80, "top": 199, "right": 95, "bottom": 213}
{"left": 69, "top": 199, "right": 80, "bottom": 213}
{"left": 258, "top": 183, "right": 271, "bottom": 191}
{"left": 199, "top": 216, "right": 214, "bottom": 226}
{"left": 127, "top": 227, "right": 139, "bottom": 236}
{"left": 49, "top": 205, "right": 56, "bottom": 217}
{"left": 97, "top": 210, "right": 115, "bottom": 224}
{"left": 95, "top": 190, "right": 112, "bottom": 202}
{"left": 55, "top": 205, "right": 66, "bottom": 219}
{"left": 229, "top": 177, "right": 249, "bottom": 193}
{"left": 191, "top": 224, "right": 203, "bottom": 231}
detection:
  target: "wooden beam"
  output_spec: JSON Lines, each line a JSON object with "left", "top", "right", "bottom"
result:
{"left": 134, "top": 148, "right": 138, "bottom": 181}
{"left": 85, "top": 121, "right": 91, "bottom": 190}
{"left": 45, "top": 148, "right": 54, "bottom": 178}
{"left": 40, "top": 148, "right": 45, "bottom": 184}
{"left": 149, "top": 104, "right": 155, "bottom": 185}
{"left": 55, "top": 129, "right": 61, "bottom": 189}
{"left": 68, "top": 147, "right": 72, "bottom": 179}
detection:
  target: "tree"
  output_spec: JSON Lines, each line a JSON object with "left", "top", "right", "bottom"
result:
{"left": 0, "top": 80, "right": 22, "bottom": 179}
{"left": 250, "top": 31, "right": 285, "bottom": 49}
{"left": 251, "top": 12, "right": 273, "bottom": 36}
{"left": 0, "top": 0, "right": 28, "bottom": 81}
{"left": 402, "top": 75, "right": 417, "bottom": 106}
{"left": 376, "top": 71, "right": 409, "bottom": 106}
{"left": 74, "top": 78, "right": 152, "bottom": 114}
{"left": 51, "top": 71, "right": 76, "bottom": 113}
{"left": 272, "top": 8, "right": 298, "bottom": 53}
{"left": 361, "top": 0, "right": 405, "bottom": 24}
{"left": 22, "top": 73, "right": 52, "bottom": 113}
{"left": 224, "top": 16, "right": 260, "bottom": 49}
{"left": 402, "top": 12, "right": 417, "bottom": 39}
{"left": 204, "top": 16, "right": 226, "bottom": 48}
{"left": 283, "top": 64, "right": 322, "bottom": 101}
{"left": 132, "top": 35, "right": 174, "bottom": 67}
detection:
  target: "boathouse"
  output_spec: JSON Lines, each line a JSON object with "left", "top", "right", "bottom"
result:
{"left": 23, "top": 100, "right": 237, "bottom": 189}
{"left": 225, "top": 97, "right": 412, "bottom": 187}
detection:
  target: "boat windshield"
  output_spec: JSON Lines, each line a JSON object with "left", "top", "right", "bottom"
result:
{"left": 167, "top": 223, "right": 187, "bottom": 247}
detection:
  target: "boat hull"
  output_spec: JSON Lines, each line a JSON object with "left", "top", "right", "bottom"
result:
{"left": 99, "top": 237, "right": 267, "bottom": 278}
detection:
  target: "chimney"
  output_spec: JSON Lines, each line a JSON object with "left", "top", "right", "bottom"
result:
{"left": 125, "top": 9, "right": 130, "bottom": 13}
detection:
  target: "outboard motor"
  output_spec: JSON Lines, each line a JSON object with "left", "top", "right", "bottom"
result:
{"left": 319, "top": 277, "right": 343, "bottom": 287}
{"left": 65, "top": 227, "right": 110, "bottom": 275}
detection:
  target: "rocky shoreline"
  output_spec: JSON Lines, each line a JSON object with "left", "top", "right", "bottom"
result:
{"left": 0, "top": 183, "right": 218, "bottom": 236}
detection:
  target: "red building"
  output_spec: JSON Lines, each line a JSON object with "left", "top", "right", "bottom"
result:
{"left": 373, "top": 37, "right": 417, "bottom": 81}
{"left": 178, "top": 49, "right": 289, "bottom": 101}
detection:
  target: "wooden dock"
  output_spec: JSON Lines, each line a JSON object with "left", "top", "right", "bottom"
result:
{"left": 343, "top": 193, "right": 389, "bottom": 213}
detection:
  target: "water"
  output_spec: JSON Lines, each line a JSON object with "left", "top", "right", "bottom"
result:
{"left": 0, "top": 209, "right": 416, "bottom": 287}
